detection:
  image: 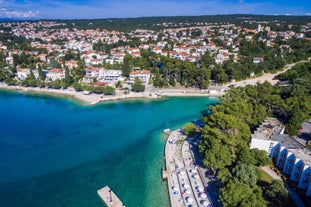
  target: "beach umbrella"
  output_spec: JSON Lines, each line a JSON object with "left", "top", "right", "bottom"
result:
{"left": 180, "top": 171, "right": 186, "bottom": 175}
{"left": 202, "top": 200, "right": 209, "bottom": 206}
{"left": 186, "top": 197, "right": 194, "bottom": 203}
{"left": 183, "top": 183, "right": 190, "bottom": 189}
{"left": 193, "top": 174, "right": 199, "bottom": 179}
{"left": 197, "top": 186, "right": 204, "bottom": 192}
{"left": 189, "top": 168, "right": 196, "bottom": 174}
{"left": 172, "top": 186, "right": 178, "bottom": 191}
{"left": 185, "top": 189, "right": 191, "bottom": 195}
{"left": 199, "top": 193, "right": 207, "bottom": 198}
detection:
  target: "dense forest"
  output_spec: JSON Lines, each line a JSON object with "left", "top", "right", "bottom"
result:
{"left": 3, "top": 14, "right": 308, "bottom": 32}
{"left": 198, "top": 62, "right": 311, "bottom": 207}
{"left": 47, "top": 14, "right": 311, "bottom": 32}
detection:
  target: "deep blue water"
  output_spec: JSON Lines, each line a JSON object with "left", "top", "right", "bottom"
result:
{"left": 0, "top": 90, "right": 219, "bottom": 207}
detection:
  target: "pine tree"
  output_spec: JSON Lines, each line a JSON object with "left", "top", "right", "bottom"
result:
{"left": 38, "top": 65, "right": 44, "bottom": 81}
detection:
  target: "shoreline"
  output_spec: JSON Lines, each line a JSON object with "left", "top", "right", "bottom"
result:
{"left": 0, "top": 83, "right": 221, "bottom": 105}
{"left": 0, "top": 61, "right": 302, "bottom": 105}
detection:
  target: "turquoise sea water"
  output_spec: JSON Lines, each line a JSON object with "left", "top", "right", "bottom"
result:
{"left": 0, "top": 90, "right": 219, "bottom": 207}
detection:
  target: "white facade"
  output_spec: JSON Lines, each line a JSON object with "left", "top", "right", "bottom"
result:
{"left": 17, "top": 68, "right": 39, "bottom": 80}
{"left": 17, "top": 68, "right": 30, "bottom": 80}
{"left": 46, "top": 69, "right": 65, "bottom": 81}
{"left": 250, "top": 118, "right": 311, "bottom": 197}
{"left": 99, "top": 69, "right": 123, "bottom": 82}
{"left": 129, "top": 70, "right": 150, "bottom": 85}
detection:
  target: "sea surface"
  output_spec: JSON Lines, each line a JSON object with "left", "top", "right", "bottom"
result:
{"left": 0, "top": 90, "right": 219, "bottom": 207}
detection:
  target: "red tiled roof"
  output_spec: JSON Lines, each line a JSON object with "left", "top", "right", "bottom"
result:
{"left": 86, "top": 67, "right": 100, "bottom": 72}
{"left": 129, "top": 70, "right": 150, "bottom": 75}
{"left": 92, "top": 82, "right": 109, "bottom": 86}
{"left": 49, "top": 68, "right": 63, "bottom": 73}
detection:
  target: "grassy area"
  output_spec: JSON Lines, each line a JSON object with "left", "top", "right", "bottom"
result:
{"left": 257, "top": 167, "right": 274, "bottom": 184}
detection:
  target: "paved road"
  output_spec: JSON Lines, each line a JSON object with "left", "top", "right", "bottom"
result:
{"left": 223, "top": 61, "right": 307, "bottom": 88}
{"left": 261, "top": 166, "right": 305, "bottom": 207}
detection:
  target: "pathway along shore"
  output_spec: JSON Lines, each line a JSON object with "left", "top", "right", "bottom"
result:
{"left": 0, "top": 60, "right": 305, "bottom": 105}
{"left": 0, "top": 83, "right": 223, "bottom": 105}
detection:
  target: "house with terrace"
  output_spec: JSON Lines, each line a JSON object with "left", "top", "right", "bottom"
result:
{"left": 46, "top": 68, "right": 65, "bottom": 81}
{"left": 129, "top": 70, "right": 150, "bottom": 86}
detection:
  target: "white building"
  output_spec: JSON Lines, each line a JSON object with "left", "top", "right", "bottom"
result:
{"left": 250, "top": 118, "right": 311, "bottom": 196}
{"left": 100, "top": 69, "right": 123, "bottom": 82}
{"left": 17, "top": 68, "right": 30, "bottom": 80}
{"left": 46, "top": 68, "right": 65, "bottom": 81}
{"left": 16, "top": 68, "right": 39, "bottom": 80}
{"left": 129, "top": 70, "right": 150, "bottom": 85}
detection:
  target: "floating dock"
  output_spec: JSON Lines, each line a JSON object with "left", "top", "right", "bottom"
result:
{"left": 97, "top": 186, "right": 125, "bottom": 207}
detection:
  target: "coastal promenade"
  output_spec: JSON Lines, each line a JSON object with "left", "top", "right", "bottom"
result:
{"left": 164, "top": 130, "right": 213, "bottom": 207}
{"left": 0, "top": 83, "right": 221, "bottom": 106}
{"left": 0, "top": 83, "right": 153, "bottom": 105}
{"left": 0, "top": 60, "right": 305, "bottom": 105}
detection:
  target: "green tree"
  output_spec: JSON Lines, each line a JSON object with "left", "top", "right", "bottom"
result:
{"left": 237, "top": 148, "right": 256, "bottom": 165}
{"left": 29, "top": 69, "right": 36, "bottom": 80}
{"left": 122, "top": 54, "right": 133, "bottom": 77}
{"left": 220, "top": 179, "right": 266, "bottom": 207}
{"left": 285, "top": 105, "right": 304, "bottom": 136}
{"left": 264, "top": 180, "right": 288, "bottom": 206}
{"left": 38, "top": 65, "right": 44, "bottom": 81}
{"left": 183, "top": 122, "right": 196, "bottom": 137}
{"left": 232, "top": 163, "right": 258, "bottom": 187}
{"left": 252, "top": 148, "right": 272, "bottom": 166}
{"left": 71, "top": 60, "right": 86, "bottom": 82}
{"left": 103, "top": 86, "right": 116, "bottom": 95}
{"left": 169, "top": 75, "right": 176, "bottom": 86}
{"left": 132, "top": 77, "right": 145, "bottom": 92}
{"left": 115, "top": 81, "right": 121, "bottom": 88}
{"left": 63, "top": 67, "right": 73, "bottom": 88}
{"left": 72, "top": 82, "right": 83, "bottom": 91}
{"left": 200, "top": 134, "right": 232, "bottom": 169}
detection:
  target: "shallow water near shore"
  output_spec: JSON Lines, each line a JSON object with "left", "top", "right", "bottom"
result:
{"left": 0, "top": 91, "right": 218, "bottom": 207}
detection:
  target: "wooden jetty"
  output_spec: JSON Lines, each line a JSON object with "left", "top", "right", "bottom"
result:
{"left": 97, "top": 186, "right": 125, "bottom": 207}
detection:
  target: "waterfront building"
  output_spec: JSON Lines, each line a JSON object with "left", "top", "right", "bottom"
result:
{"left": 16, "top": 68, "right": 39, "bottom": 80}
{"left": 250, "top": 118, "right": 311, "bottom": 196}
{"left": 129, "top": 70, "right": 150, "bottom": 85}
{"left": 17, "top": 68, "right": 30, "bottom": 80}
{"left": 46, "top": 68, "right": 65, "bottom": 81}
{"left": 99, "top": 69, "right": 123, "bottom": 82}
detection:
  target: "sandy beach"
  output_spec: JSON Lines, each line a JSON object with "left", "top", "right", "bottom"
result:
{"left": 0, "top": 82, "right": 157, "bottom": 105}
{"left": 0, "top": 83, "right": 221, "bottom": 105}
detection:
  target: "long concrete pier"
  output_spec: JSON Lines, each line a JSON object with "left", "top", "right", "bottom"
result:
{"left": 164, "top": 129, "right": 214, "bottom": 207}
{"left": 97, "top": 186, "right": 125, "bottom": 207}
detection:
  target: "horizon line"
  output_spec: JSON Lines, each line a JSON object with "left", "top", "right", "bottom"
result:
{"left": 1, "top": 13, "right": 311, "bottom": 22}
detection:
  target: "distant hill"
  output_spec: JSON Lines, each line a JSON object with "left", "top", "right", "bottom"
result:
{"left": 53, "top": 14, "right": 311, "bottom": 32}
{"left": 0, "top": 18, "right": 17, "bottom": 22}
{"left": 1, "top": 14, "right": 310, "bottom": 32}
{"left": 0, "top": 18, "right": 39, "bottom": 22}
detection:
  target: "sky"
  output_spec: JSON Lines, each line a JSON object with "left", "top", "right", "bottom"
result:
{"left": 0, "top": 0, "right": 310, "bottom": 19}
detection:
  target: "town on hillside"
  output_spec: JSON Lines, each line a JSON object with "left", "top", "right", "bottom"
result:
{"left": 1, "top": 15, "right": 311, "bottom": 207}
{"left": 0, "top": 15, "right": 310, "bottom": 95}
